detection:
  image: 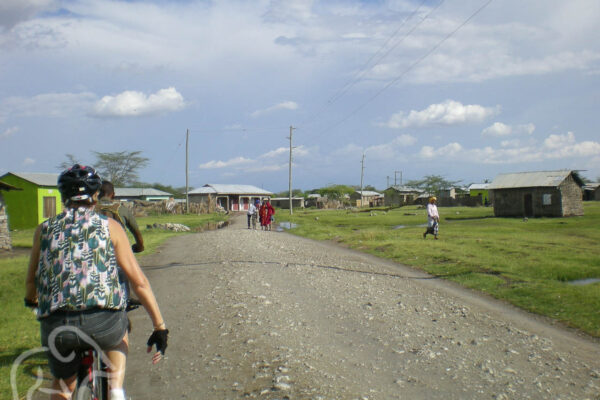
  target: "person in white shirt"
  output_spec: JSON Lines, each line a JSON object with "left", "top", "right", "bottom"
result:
{"left": 247, "top": 200, "right": 258, "bottom": 229}
{"left": 423, "top": 196, "right": 440, "bottom": 239}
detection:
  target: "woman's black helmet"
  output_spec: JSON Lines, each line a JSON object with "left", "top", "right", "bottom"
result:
{"left": 58, "top": 164, "right": 102, "bottom": 203}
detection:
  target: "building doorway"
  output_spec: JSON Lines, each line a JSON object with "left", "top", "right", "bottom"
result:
{"left": 523, "top": 194, "right": 533, "bottom": 217}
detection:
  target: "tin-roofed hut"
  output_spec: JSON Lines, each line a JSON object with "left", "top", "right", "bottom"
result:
{"left": 488, "top": 170, "right": 584, "bottom": 217}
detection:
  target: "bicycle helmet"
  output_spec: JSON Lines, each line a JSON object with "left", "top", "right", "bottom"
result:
{"left": 58, "top": 164, "right": 102, "bottom": 203}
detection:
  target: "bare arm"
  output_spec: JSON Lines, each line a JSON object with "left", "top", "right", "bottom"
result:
{"left": 109, "top": 219, "right": 164, "bottom": 330}
{"left": 25, "top": 225, "right": 42, "bottom": 303}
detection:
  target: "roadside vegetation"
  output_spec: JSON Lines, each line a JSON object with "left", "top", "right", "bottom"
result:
{"left": 279, "top": 202, "right": 600, "bottom": 337}
{"left": 1, "top": 213, "right": 227, "bottom": 399}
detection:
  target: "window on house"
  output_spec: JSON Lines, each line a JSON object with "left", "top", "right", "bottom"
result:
{"left": 543, "top": 194, "right": 552, "bottom": 205}
{"left": 43, "top": 197, "right": 57, "bottom": 218}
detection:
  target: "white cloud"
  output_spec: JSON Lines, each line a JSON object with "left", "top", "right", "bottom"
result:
{"left": 91, "top": 87, "right": 185, "bottom": 118}
{"left": 383, "top": 100, "right": 499, "bottom": 129}
{"left": 198, "top": 157, "right": 252, "bottom": 170}
{"left": 260, "top": 147, "right": 288, "bottom": 158}
{"left": 0, "top": 92, "right": 97, "bottom": 119}
{"left": 544, "top": 131, "right": 575, "bottom": 149}
{"left": 22, "top": 157, "right": 35, "bottom": 165}
{"left": 0, "top": 0, "right": 53, "bottom": 30}
{"left": 250, "top": 101, "right": 299, "bottom": 118}
{"left": 366, "top": 134, "right": 417, "bottom": 159}
{"left": 1, "top": 126, "right": 18, "bottom": 139}
{"left": 482, "top": 122, "right": 535, "bottom": 137}
{"left": 245, "top": 164, "right": 287, "bottom": 173}
{"left": 422, "top": 131, "right": 600, "bottom": 165}
{"left": 419, "top": 142, "right": 463, "bottom": 159}
{"left": 482, "top": 122, "right": 512, "bottom": 137}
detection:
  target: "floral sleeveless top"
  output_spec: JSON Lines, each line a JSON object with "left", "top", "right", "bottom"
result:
{"left": 36, "top": 207, "right": 126, "bottom": 318}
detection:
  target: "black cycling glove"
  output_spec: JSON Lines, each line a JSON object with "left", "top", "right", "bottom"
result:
{"left": 147, "top": 329, "right": 169, "bottom": 355}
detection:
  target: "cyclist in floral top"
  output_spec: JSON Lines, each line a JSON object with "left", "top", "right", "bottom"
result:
{"left": 24, "top": 164, "right": 168, "bottom": 400}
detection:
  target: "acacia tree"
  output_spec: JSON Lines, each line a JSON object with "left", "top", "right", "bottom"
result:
{"left": 93, "top": 151, "right": 149, "bottom": 186}
{"left": 406, "top": 175, "right": 461, "bottom": 197}
{"left": 56, "top": 154, "right": 82, "bottom": 171}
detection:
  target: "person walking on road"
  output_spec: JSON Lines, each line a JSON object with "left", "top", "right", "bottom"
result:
{"left": 247, "top": 200, "right": 258, "bottom": 229}
{"left": 260, "top": 199, "right": 275, "bottom": 231}
{"left": 24, "top": 164, "right": 168, "bottom": 400}
{"left": 423, "top": 196, "right": 440, "bottom": 239}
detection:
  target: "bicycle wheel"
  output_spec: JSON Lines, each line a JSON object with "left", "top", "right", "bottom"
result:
{"left": 73, "top": 351, "right": 108, "bottom": 400}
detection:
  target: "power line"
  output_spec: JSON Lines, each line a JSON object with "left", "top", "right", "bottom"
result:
{"left": 298, "top": 0, "right": 433, "bottom": 130}
{"left": 327, "top": 0, "right": 430, "bottom": 105}
{"left": 311, "top": 0, "right": 494, "bottom": 137}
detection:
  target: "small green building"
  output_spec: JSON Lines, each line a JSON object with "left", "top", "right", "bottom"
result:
{"left": 0, "top": 172, "right": 62, "bottom": 230}
{"left": 468, "top": 183, "right": 490, "bottom": 205}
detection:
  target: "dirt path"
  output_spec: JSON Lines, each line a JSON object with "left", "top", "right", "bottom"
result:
{"left": 123, "top": 214, "right": 600, "bottom": 399}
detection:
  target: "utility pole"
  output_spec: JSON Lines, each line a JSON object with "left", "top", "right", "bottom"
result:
{"left": 360, "top": 152, "right": 365, "bottom": 207}
{"left": 288, "top": 126, "right": 296, "bottom": 215}
{"left": 387, "top": 176, "right": 390, "bottom": 188}
{"left": 185, "top": 129, "right": 189, "bottom": 214}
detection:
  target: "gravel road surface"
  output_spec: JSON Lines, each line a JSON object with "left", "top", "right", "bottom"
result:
{"left": 123, "top": 214, "right": 600, "bottom": 399}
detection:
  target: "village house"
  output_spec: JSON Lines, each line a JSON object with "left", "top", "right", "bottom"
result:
{"left": 270, "top": 197, "right": 305, "bottom": 210}
{"left": 350, "top": 190, "right": 384, "bottom": 207}
{"left": 113, "top": 187, "right": 172, "bottom": 202}
{"left": 0, "top": 172, "right": 62, "bottom": 230}
{"left": 383, "top": 185, "right": 423, "bottom": 206}
{"left": 583, "top": 183, "right": 600, "bottom": 201}
{"left": 0, "top": 180, "right": 22, "bottom": 250}
{"left": 468, "top": 183, "right": 490, "bottom": 205}
{"left": 188, "top": 184, "right": 272, "bottom": 212}
{"left": 488, "top": 170, "right": 584, "bottom": 217}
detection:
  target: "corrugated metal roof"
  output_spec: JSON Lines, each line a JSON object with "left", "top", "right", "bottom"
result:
{"left": 387, "top": 185, "right": 423, "bottom": 193}
{"left": 115, "top": 188, "right": 172, "bottom": 197}
{"left": 356, "top": 190, "right": 382, "bottom": 196}
{"left": 188, "top": 184, "right": 273, "bottom": 195}
{"left": 4, "top": 172, "right": 59, "bottom": 186}
{"left": 488, "top": 170, "right": 575, "bottom": 189}
{"left": 468, "top": 183, "right": 489, "bottom": 190}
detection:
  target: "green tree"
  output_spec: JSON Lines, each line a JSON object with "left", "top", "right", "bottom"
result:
{"left": 317, "top": 184, "right": 355, "bottom": 200}
{"left": 275, "top": 189, "right": 304, "bottom": 198}
{"left": 139, "top": 182, "right": 188, "bottom": 198}
{"left": 406, "top": 175, "right": 461, "bottom": 197}
{"left": 93, "top": 151, "right": 149, "bottom": 186}
{"left": 56, "top": 154, "right": 83, "bottom": 171}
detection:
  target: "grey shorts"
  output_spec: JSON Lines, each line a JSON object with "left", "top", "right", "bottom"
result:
{"left": 40, "top": 308, "right": 128, "bottom": 379}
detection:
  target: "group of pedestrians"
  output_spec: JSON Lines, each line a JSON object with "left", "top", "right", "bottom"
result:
{"left": 247, "top": 198, "right": 275, "bottom": 230}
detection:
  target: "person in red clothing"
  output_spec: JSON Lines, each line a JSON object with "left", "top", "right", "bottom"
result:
{"left": 260, "top": 199, "right": 275, "bottom": 231}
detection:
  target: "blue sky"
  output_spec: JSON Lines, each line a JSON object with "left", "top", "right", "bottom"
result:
{"left": 1, "top": 0, "right": 599, "bottom": 192}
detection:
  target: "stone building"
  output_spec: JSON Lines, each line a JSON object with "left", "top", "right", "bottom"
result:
{"left": 488, "top": 170, "right": 584, "bottom": 217}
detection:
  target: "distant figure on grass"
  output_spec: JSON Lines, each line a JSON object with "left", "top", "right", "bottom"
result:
{"left": 423, "top": 196, "right": 440, "bottom": 240}
{"left": 260, "top": 199, "right": 275, "bottom": 231}
{"left": 247, "top": 199, "right": 258, "bottom": 229}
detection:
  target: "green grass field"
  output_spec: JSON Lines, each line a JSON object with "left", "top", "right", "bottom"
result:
{"left": 279, "top": 202, "right": 600, "bottom": 337}
{"left": 1, "top": 212, "right": 227, "bottom": 400}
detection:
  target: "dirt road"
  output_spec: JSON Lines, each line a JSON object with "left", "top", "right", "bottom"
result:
{"left": 124, "top": 214, "right": 599, "bottom": 399}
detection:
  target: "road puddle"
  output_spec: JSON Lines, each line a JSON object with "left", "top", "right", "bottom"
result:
{"left": 195, "top": 220, "right": 230, "bottom": 232}
{"left": 277, "top": 222, "right": 298, "bottom": 231}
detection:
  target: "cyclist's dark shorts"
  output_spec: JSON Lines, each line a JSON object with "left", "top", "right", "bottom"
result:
{"left": 40, "top": 308, "right": 128, "bottom": 379}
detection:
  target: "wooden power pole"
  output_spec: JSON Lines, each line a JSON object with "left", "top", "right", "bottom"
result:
{"left": 185, "top": 129, "right": 189, "bottom": 214}
{"left": 288, "top": 126, "right": 295, "bottom": 215}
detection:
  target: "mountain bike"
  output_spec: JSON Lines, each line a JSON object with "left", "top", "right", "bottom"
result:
{"left": 72, "top": 300, "right": 141, "bottom": 400}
